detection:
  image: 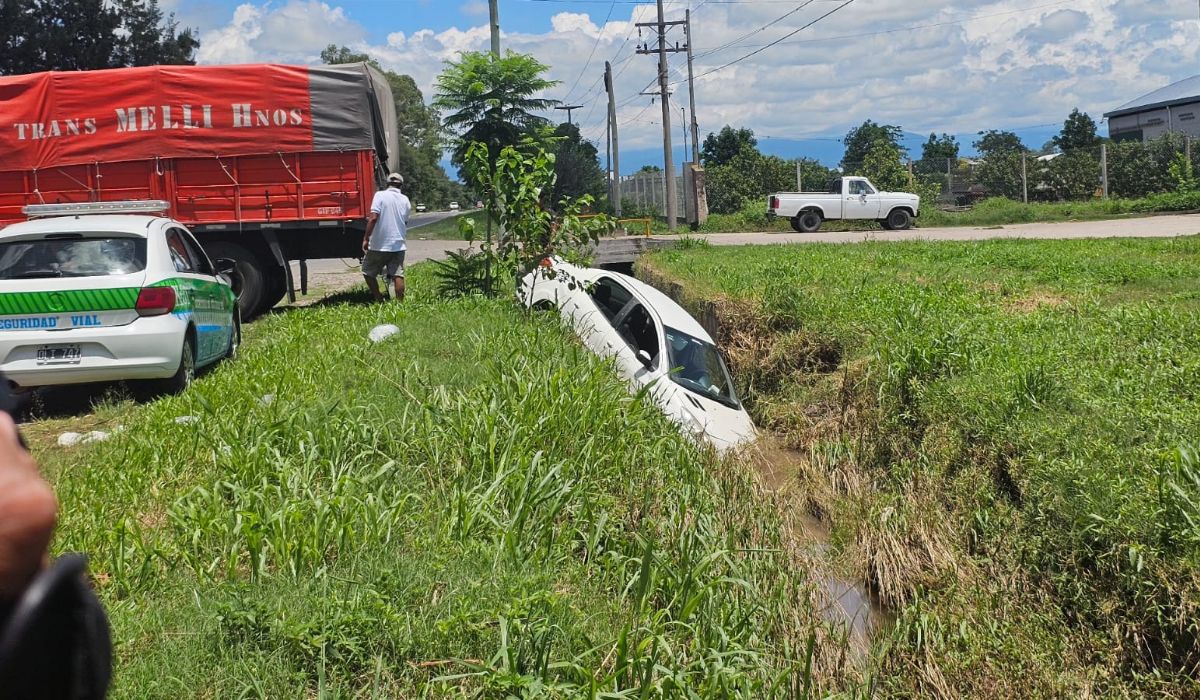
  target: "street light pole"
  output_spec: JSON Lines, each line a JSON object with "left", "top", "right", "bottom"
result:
{"left": 489, "top": 0, "right": 501, "bottom": 56}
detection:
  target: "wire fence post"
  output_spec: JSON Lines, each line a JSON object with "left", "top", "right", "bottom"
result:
{"left": 1101, "top": 143, "right": 1109, "bottom": 199}
{"left": 946, "top": 157, "right": 953, "bottom": 202}
{"left": 907, "top": 159, "right": 914, "bottom": 188}
{"left": 1021, "top": 152, "right": 1028, "bottom": 204}
{"left": 796, "top": 160, "right": 802, "bottom": 192}
{"left": 1188, "top": 136, "right": 1193, "bottom": 165}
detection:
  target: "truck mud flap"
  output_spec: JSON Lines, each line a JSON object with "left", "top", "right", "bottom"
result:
{"left": 261, "top": 229, "right": 296, "bottom": 303}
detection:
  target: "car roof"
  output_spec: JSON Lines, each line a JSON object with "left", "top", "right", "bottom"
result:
{"left": 0, "top": 215, "right": 166, "bottom": 239}
{"left": 568, "top": 262, "right": 713, "bottom": 342}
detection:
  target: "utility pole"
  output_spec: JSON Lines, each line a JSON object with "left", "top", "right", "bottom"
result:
{"left": 1021, "top": 152, "right": 1028, "bottom": 204}
{"left": 554, "top": 105, "right": 584, "bottom": 125}
{"left": 684, "top": 9, "right": 700, "bottom": 165}
{"left": 489, "top": 0, "right": 501, "bottom": 56}
{"left": 1101, "top": 142, "right": 1109, "bottom": 199}
{"left": 605, "top": 61, "right": 621, "bottom": 217}
{"left": 637, "top": 3, "right": 687, "bottom": 230}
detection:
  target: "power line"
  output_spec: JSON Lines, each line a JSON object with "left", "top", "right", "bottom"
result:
{"left": 694, "top": 0, "right": 1073, "bottom": 54}
{"left": 675, "top": 0, "right": 855, "bottom": 85}
{"left": 694, "top": 0, "right": 816, "bottom": 60}
{"left": 562, "top": 0, "right": 620, "bottom": 103}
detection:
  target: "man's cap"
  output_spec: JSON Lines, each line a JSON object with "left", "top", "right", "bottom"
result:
{"left": 387, "top": 173, "right": 404, "bottom": 185}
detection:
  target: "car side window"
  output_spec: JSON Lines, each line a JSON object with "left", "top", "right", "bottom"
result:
{"left": 179, "top": 229, "right": 214, "bottom": 276}
{"left": 590, "top": 277, "right": 634, "bottom": 322}
{"left": 616, "top": 303, "right": 660, "bottom": 367}
{"left": 165, "top": 230, "right": 196, "bottom": 273}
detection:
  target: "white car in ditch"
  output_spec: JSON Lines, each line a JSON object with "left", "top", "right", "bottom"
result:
{"left": 520, "top": 260, "right": 757, "bottom": 453}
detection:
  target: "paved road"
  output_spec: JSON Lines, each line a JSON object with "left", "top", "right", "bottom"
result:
{"left": 664, "top": 213, "right": 1200, "bottom": 247}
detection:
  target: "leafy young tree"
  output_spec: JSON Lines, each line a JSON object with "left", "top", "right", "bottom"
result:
{"left": 0, "top": 0, "right": 197, "bottom": 75}
{"left": 638, "top": 165, "right": 663, "bottom": 173}
{"left": 550, "top": 123, "right": 606, "bottom": 205}
{"left": 435, "top": 51, "right": 558, "bottom": 173}
{"left": 842, "top": 120, "right": 903, "bottom": 171}
{"left": 701, "top": 126, "right": 757, "bottom": 168}
{"left": 1052, "top": 108, "right": 1100, "bottom": 153}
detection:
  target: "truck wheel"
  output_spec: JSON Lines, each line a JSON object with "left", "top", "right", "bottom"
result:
{"left": 256, "top": 266, "right": 288, "bottom": 315}
{"left": 886, "top": 209, "right": 913, "bottom": 231}
{"left": 203, "top": 242, "right": 264, "bottom": 319}
{"left": 792, "top": 211, "right": 823, "bottom": 233}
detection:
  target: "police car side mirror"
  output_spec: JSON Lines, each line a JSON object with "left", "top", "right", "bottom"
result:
{"left": 215, "top": 258, "right": 237, "bottom": 276}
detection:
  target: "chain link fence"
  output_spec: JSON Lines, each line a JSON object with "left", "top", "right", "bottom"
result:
{"left": 617, "top": 170, "right": 686, "bottom": 218}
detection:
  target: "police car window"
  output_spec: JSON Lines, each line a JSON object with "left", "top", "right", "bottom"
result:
{"left": 179, "top": 230, "right": 214, "bottom": 276}
{"left": 166, "top": 231, "right": 196, "bottom": 273}
{"left": 0, "top": 237, "right": 147, "bottom": 279}
{"left": 589, "top": 277, "right": 634, "bottom": 322}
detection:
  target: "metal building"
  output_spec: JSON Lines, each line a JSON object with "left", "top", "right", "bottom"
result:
{"left": 1105, "top": 75, "right": 1200, "bottom": 142}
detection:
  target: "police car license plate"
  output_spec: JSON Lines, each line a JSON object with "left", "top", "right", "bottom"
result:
{"left": 37, "top": 344, "right": 82, "bottom": 365}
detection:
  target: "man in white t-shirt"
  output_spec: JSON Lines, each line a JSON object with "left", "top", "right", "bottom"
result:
{"left": 362, "top": 172, "right": 412, "bottom": 302}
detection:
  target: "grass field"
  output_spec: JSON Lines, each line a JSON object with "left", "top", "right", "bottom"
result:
{"left": 31, "top": 265, "right": 868, "bottom": 697}
{"left": 694, "top": 191, "right": 1200, "bottom": 234}
{"left": 640, "top": 237, "right": 1200, "bottom": 695}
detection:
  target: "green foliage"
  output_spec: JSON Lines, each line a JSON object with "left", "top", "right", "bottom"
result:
{"left": 441, "top": 140, "right": 613, "bottom": 296}
{"left": 700, "top": 125, "right": 758, "bottom": 167}
{"left": 1051, "top": 108, "right": 1100, "bottom": 152}
{"left": 434, "top": 51, "right": 558, "bottom": 173}
{"left": 842, "top": 120, "right": 903, "bottom": 170}
{"left": 0, "top": 0, "right": 197, "bottom": 74}
{"left": 974, "top": 150, "right": 1026, "bottom": 201}
{"left": 973, "top": 130, "right": 1027, "bottom": 158}
{"left": 1039, "top": 150, "right": 1099, "bottom": 201}
{"left": 705, "top": 149, "right": 796, "bottom": 214}
{"left": 1169, "top": 152, "right": 1198, "bottom": 193}
{"left": 549, "top": 123, "right": 606, "bottom": 205}
{"left": 857, "top": 140, "right": 910, "bottom": 191}
{"left": 917, "top": 133, "right": 959, "bottom": 176}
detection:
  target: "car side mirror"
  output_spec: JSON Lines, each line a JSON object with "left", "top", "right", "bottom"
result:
{"left": 636, "top": 350, "right": 653, "bottom": 369}
{"left": 215, "top": 258, "right": 237, "bottom": 276}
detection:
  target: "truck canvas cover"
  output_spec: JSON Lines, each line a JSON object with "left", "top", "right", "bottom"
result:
{"left": 0, "top": 63, "right": 398, "bottom": 172}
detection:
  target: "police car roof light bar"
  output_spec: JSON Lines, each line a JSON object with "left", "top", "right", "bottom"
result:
{"left": 22, "top": 201, "right": 171, "bottom": 218}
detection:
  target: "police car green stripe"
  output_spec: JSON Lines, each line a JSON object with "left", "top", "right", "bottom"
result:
{"left": 0, "top": 288, "right": 141, "bottom": 316}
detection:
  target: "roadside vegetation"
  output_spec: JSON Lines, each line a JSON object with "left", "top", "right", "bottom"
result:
{"left": 35, "top": 265, "right": 877, "bottom": 697}
{"left": 640, "top": 237, "right": 1200, "bottom": 695}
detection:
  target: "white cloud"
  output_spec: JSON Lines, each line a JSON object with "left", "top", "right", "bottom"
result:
{"left": 461, "top": 1, "right": 487, "bottom": 18}
{"left": 192, "top": 0, "right": 1200, "bottom": 153}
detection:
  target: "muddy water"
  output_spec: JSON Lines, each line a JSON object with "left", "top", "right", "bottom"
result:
{"left": 743, "top": 439, "right": 892, "bottom": 657}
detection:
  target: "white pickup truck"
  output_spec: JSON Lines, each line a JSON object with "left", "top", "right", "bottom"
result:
{"left": 767, "top": 176, "right": 920, "bottom": 233}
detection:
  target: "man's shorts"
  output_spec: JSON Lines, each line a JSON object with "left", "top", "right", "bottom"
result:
{"left": 362, "top": 250, "right": 406, "bottom": 279}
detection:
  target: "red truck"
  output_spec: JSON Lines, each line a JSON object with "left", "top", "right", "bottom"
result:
{"left": 0, "top": 62, "right": 399, "bottom": 316}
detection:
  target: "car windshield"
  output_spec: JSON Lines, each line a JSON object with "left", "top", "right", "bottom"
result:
{"left": 0, "top": 237, "right": 146, "bottom": 279}
{"left": 663, "top": 326, "right": 740, "bottom": 409}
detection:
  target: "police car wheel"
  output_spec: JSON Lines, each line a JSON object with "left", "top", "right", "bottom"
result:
{"left": 225, "top": 312, "right": 242, "bottom": 361}
{"left": 146, "top": 335, "right": 195, "bottom": 397}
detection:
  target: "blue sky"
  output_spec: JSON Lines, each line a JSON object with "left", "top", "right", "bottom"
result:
{"left": 177, "top": 0, "right": 1200, "bottom": 173}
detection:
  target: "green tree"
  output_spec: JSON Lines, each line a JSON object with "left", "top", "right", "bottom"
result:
{"left": 842, "top": 120, "right": 903, "bottom": 170}
{"left": 795, "top": 158, "right": 836, "bottom": 192}
{"left": 705, "top": 151, "right": 797, "bottom": 214}
{"left": 917, "top": 133, "right": 959, "bottom": 175}
{"left": 857, "top": 141, "right": 909, "bottom": 191}
{"left": 0, "top": 0, "right": 197, "bottom": 75}
{"left": 1040, "top": 151, "right": 1099, "bottom": 200}
{"left": 637, "top": 165, "right": 662, "bottom": 173}
{"left": 1052, "top": 108, "right": 1100, "bottom": 153}
{"left": 321, "top": 45, "right": 453, "bottom": 207}
{"left": 974, "top": 130, "right": 1027, "bottom": 157}
{"left": 701, "top": 126, "right": 757, "bottom": 168}
{"left": 550, "top": 123, "right": 605, "bottom": 205}
{"left": 434, "top": 51, "right": 558, "bottom": 173}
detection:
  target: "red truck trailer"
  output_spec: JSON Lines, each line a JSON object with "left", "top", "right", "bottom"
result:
{"left": 0, "top": 62, "right": 399, "bottom": 316}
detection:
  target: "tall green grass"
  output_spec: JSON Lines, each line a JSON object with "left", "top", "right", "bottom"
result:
{"left": 642, "top": 237, "right": 1200, "bottom": 695}
{"left": 37, "top": 266, "right": 844, "bottom": 697}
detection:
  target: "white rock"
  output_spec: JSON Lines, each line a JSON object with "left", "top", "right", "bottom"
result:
{"left": 175, "top": 415, "right": 199, "bottom": 425}
{"left": 368, "top": 324, "right": 400, "bottom": 343}
{"left": 57, "top": 432, "right": 83, "bottom": 447}
{"left": 84, "top": 431, "right": 110, "bottom": 443}
{"left": 259, "top": 394, "right": 275, "bottom": 406}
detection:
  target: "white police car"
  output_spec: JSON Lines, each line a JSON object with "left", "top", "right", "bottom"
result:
{"left": 0, "top": 201, "right": 239, "bottom": 395}
{"left": 520, "top": 259, "right": 757, "bottom": 453}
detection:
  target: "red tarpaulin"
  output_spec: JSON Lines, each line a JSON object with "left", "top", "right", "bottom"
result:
{"left": 0, "top": 63, "right": 396, "bottom": 172}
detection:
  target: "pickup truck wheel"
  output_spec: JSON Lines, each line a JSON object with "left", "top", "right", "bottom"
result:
{"left": 203, "top": 242, "right": 264, "bottom": 320}
{"left": 793, "top": 211, "right": 823, "bottom": 233}
{"left": 886, "top": 209, "right": 913, "bottom": 231}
